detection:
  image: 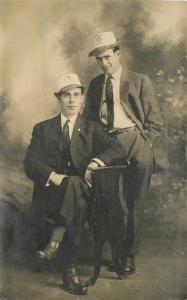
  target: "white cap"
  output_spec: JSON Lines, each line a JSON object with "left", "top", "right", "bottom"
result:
{"left": 88, "top": 32, "right": 119, "bottom": 57}
{"left": 54, "top": 73, "right": 84, "bottom": 97}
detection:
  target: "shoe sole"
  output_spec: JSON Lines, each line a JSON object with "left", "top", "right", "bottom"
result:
{"left": 125, "top": 270, "right": 136, "bottom": 275}
{"left": 63, "top": 285, "right": 87, "bottom": 295}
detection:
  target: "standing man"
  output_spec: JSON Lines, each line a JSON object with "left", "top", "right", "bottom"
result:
{"left": 84, "top": 32, "right": 168, "bottom": 274}
{"left": 24, "top": 73, "right": 124, "bottom": 295}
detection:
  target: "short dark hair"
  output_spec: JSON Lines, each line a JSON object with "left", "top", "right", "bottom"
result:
{"left": 80, "top": 87, "right": 85, "bottom": 95}
{"left": 113, "top": 46, "right": 120, "bottom": 53}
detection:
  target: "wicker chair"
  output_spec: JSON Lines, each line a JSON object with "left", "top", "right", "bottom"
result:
{"left": 86, "top": 165, "right": 127, "bottom": 286}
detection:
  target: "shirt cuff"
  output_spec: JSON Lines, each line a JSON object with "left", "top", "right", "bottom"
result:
{"left": 92, "top": 158, "right": 106, "bottom": 167}
{"left": 45, "top": 171, "right": 56, "bottom": 187}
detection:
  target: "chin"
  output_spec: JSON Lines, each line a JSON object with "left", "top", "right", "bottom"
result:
{"left": 104, "top": 69, "right": 112, "bottom": 75}
{"left": 68, "top": 111, "right": 78, "bottom": 117}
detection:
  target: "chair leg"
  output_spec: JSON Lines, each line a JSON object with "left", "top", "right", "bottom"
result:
{"left": 109, "top": 239, "right": 124, "bottom": 279}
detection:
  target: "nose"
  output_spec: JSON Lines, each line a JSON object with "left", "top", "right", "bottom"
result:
{"left": 69, "top": 96, "right": 74, "bottom": 103}
{"left": 101, "top": 58, "right": 108, "bottom": 67}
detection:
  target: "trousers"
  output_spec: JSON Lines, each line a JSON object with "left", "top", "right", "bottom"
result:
{"left": 27, "top": 176, "right": 90, "bottom": 259}
{"left": 116, "top": 127, "right": 153, "bottom": 255}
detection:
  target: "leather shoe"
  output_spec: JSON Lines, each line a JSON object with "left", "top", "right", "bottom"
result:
{"left": 107, "top": 263, "right": 117, "bottom": 272}
{"left": 62, "top": 265, "right": 87, "bottom": 295}
{"left": 125, "top": 255, "right": 136, "bottom": 274}
{"left": 107, "top": 263, "right": 124, "bottom": 277}
{"left": 37, "top": 240, "right": 59, "bottom": 260}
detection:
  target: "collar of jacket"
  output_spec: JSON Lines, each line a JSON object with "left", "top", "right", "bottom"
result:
{"left": 99, "top": 66, "right": 130, "bottom": 101}
{"left": 51, "top": 113, "right": 86, "bottom": 151}
{"left": 119, "top": 68, "right": 129, "bottom": 100}
{"left": 104, "top": 67, "right": 144, "bottom": 133}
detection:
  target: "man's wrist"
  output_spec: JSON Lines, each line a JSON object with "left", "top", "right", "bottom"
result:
{"left": 87, "top": 159, "right": 105, "bottom": 171}
{"left": 47, "top": 172, "right": 67, "bottom": 186}
{"left": 91, "top": 158, "right": 105, "bottom": 167}
{"left": 46, "top": 171, "right": 56, "bottom": 186}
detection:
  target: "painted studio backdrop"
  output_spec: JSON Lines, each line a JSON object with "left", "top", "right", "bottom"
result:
{"left": 0, "top": 1, "right": 186, "bottom": 300}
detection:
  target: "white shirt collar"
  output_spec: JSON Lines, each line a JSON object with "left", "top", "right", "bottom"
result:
{"left": 111, "top": 65, "right": 122, "bottom": 81}
{"left": 105, "top": 65, "right": 122, "bottom": 81}
{"left": 60, "top": 113, "right": 78, "bottom": 125}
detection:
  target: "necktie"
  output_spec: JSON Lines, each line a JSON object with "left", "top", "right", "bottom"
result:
{"left": 105, "top": 75, "right": 114, "bottom": 129}
{"left": 62, "top": 119, "right": 71, "bottom": 163}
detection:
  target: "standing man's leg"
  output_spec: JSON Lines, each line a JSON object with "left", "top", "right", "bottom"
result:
{"left": 116, "top": 128, "right": 153, "bottom": 273}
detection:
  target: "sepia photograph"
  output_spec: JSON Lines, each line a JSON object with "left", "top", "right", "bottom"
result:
{"left": 0, "top": 0, "right": 186, "bottom": 299}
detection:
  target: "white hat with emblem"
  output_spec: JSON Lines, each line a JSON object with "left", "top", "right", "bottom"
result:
{"left": 54, "top": 73, "right": 84, "bottom": 97}
{"left": 88, "top": 32, "right": 119, "bottom": 57}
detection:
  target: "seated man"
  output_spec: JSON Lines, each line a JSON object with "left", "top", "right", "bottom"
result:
{"left": 24, "top": 73, "right": 124, "bottom": 295}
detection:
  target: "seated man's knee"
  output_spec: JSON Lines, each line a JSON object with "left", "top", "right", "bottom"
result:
{"left": 67, "top": 176, "right": 84, "bottom": 186}
{"left": 77, "top": 197, "right": 86, "bottom": 214}
{"left": 66, "top": 176, "right": 89, "bottom": 194}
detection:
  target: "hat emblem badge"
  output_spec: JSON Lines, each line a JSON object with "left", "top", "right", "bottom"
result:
{"left": 96, "top": 36, "right": 102, "bottom": 44}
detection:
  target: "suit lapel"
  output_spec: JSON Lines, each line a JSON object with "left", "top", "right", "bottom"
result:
{"left": 120, "top": 69, "right": 136, "bottom": 122}
{"left": 52, "top": 114, "right": 87, "bottom": 152}
{"left": 51, "top": 114, "right": 63, "bottom": 152}
{"left": 96, "top": 74, "right": 105, "bottom": 108}
{"left": 70, "top": 114, "right": 88, "bottom": 172}
{"left": 120, "top": 68, "right": 129, "bottom": 102}
{"left": 119, "top": 68, "right": 143, "bottom": 130}
{"left": 71, "top": 114, "right": 86, "bottom": 142}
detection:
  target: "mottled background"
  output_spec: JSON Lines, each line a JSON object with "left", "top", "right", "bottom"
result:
{"left": 0, "top": 0, "right": 187, "bottom": 261}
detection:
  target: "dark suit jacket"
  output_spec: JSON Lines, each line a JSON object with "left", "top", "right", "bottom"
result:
{"left": 84, "top": 69, "right": 169, "bottom": 171}
{"left": 24, "top": 114, "right": 124, "bottom": 219}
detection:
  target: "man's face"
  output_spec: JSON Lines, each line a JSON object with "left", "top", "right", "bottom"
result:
{"left": 58, "top": 87, "right": 84, "bottom": 118}
{"left": 96, "top": 48, "right": 120, "bottom": 75}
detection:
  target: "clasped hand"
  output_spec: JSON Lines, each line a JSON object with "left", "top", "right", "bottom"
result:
{"left": 84, "top": 161, "right": 99, "bottom": 188}
{"left": 49, "top": 161, "right": 100, "bottom": 188}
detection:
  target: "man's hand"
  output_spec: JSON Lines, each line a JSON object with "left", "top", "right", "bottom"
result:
{"left": 49, "top": 172, "right": 67, "bottom": 186}
{"left": 84, "top": 161, "right": 99, "bottom": 188}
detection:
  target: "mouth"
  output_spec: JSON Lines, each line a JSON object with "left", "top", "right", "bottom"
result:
{"left": 67, "top": 106, "right": 77, "bottom": 109}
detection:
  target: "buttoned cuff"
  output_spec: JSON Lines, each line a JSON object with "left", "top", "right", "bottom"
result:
{"left": 92, "top": 158, "right": 105, "bottom": 167}
{"left": 45, "top": 171, "right": 56, "bottom": 187}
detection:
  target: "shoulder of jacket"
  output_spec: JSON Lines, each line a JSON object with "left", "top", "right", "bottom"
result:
{"left": 89, "top": 73, "right": 105, "bottom": 84}
{"left": 33, "top": 114, "right": 59, "bottom": 130}
{"left": 80, "top": 115, "right": 102, "bottom": 129}
{"left": 128, "top": 70, "right": 148, "bottom": 81}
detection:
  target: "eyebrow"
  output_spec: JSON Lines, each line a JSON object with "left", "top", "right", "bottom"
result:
{"left": 63, "top": 91, "right": 80, "bottom": 96}
{"left": 96, "top": 55, "right": 111, "bottom": 59}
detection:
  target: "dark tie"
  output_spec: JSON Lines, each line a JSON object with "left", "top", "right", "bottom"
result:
{"left": 105, "top": 75, "right": 114, "bottom": 129}
{"left": 62, "top": 119, "right": 71, "bottom": 164}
